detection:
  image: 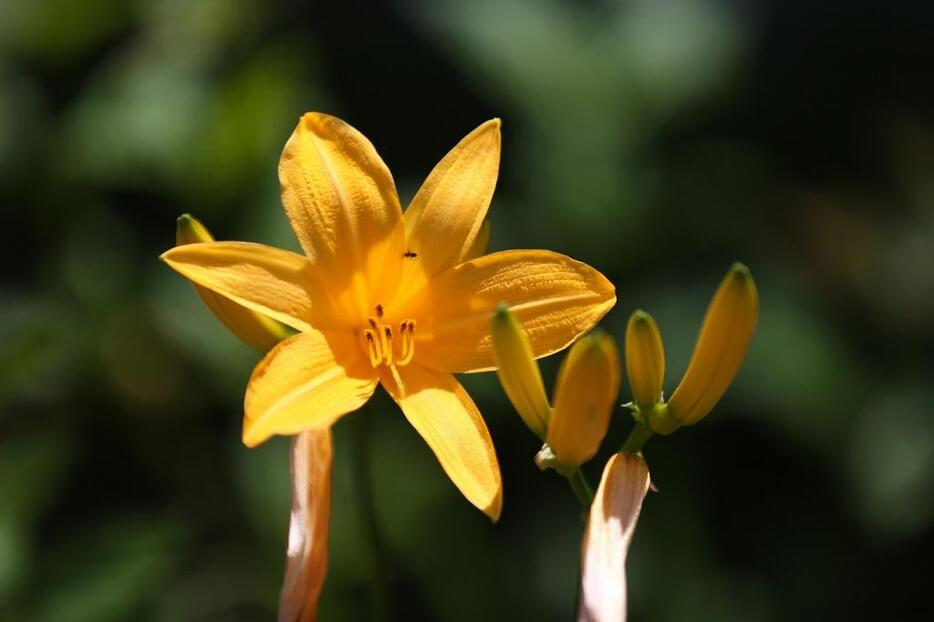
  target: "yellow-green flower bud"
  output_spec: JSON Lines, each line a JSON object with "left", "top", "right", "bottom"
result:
{"left": 625, "top": 310, "right": 665, "bottom": 411}
{"left": 175, "top": 214, "right": 291, "bottom": 353}
{"left": 491, "top": 305, "right": 551, "bottom": 437}
{"left": 547, "top": 331, "right": 621, "bottom": 468}
{"left": 665, "top": 263, "right": 758, "bottom": 426}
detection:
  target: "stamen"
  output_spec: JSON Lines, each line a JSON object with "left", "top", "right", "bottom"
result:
{"left": 382, "top": 326, "right": 393, "bottom": 365}
{"left": 397, "top": 319, "right": 416, "bottom": 366}
{"left": 363, "top": 329, "right": 382, "bottom": 367}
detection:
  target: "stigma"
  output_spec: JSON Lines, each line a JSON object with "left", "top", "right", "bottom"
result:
{"left": 362, "top": 315, "right": 416, "bottom": 368}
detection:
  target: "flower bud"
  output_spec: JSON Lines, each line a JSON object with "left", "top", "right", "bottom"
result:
{"left": 625, "top": 310, "right": 665, "bottom": 411}
{"left": 175, "top": 214, "right": 290, "bottom": 353}
{"left": 464, "top": 218, "right": 492, "bottom": 260}
{"left": 491, "top": 305, "right": 551, "bottom": 437}
{"left": 547, "top": 331, "right": 621, "bottom": 468}
{"left": 666, "top": 263, "right": 758, "bottom": 426}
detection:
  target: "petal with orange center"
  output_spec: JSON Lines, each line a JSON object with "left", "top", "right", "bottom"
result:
{"left": 279, "top": 113, "right": 405, "bottom": 312}
{"left": 398, "top": 120, "right": 501, "bottom": 297}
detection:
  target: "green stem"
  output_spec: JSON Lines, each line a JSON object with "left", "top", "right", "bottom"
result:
{"left": 621, "top": 422, "right": 654, "bottom": 454}
{"left": 565, "top": 468, "right": 594, "bottom": 512}
{"left": 350, "top": 413, "right": 391, "bottom": 621}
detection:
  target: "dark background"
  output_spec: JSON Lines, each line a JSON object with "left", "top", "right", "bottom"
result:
{"left": 2, "top": 0, "right": 934, "bottom": 619}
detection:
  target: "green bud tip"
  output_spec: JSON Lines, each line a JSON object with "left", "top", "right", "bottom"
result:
{"left": 728, "top": 262, "right": 751, "bottom": 280}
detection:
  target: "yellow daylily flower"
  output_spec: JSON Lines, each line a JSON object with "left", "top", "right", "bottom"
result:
{"left": 175, "top": 215, "right": 331, "bottom": 621}
{"left": 162, "top": 113, "right": 616, "bottom": 519}
{"left": 578, "top": 452, "right": 651, "bottom": 622}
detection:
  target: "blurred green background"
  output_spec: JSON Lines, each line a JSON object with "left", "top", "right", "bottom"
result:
{"left": 2, "top": 0, "right": 934, "bottom": 619}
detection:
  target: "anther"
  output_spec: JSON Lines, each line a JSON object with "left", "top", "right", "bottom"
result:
{"left": 397, "top": 319, "right": 416, "bottom": 366}
{"left": 382, "top": 326, "right": 393, "bottom": 365}
{"left": 363, "top": 329, "right": 382, "bottom": 367}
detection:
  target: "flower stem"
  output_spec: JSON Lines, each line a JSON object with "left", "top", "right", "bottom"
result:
{"left": 350, "top": 412, "right": 391, "bottom": 621}
{"left": 566, "top": 467, "right": 594, "bottom": 512}
{"left": 621, "top": 422, "right": 654, "bottom": 454}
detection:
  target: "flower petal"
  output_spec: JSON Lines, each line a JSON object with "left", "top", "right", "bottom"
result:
{"left": 279, "top": 113, "right": 405, "bottom": 312}
{"left": 175, "top": 215, "right": 293, "bottom": 352}
{"left": 243, "top": 330, "right": 377, "bottom": 447}
{"left": 404, "top": 250, "right": 616, "bottom": 373}
{"left": 380, "top": 364, "right": 502, "bottom": 521}
{"left": 279, "top": 429, "right": 333, "bottom": 622}
{"left": 161, "top": 241, "right": 323, "bottom": 333}
{"left": 578, "top": 452, "right": 651, "bottom": 622}
{"left": 400, "top": 120, "right": 501, "bottom": 293}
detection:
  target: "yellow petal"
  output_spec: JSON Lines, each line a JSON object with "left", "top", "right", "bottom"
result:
{"left": 578, "top": 452, "right": 651, "bottom": 622}
{"left": 175, "top": 215, "right": 292, "bottom": 352}
{"left": 402, "top": 250, "right": 616, "bottom": 373}
{"left": 279, "top": 113, "right": 405, "bottom": 313}
{"left": 666, "top": 263, "right": 758, "bottom": 425}
{"left": 624, "top": 310, "right": 665, "bottom": 410}
{"left": 279, "top": 429, "right": 332, "bottom": 622}
{"left": 380, "top": 364, "right": 502, "bottom": 521}
{"left": 491, "top": 306, "right": 551, "bottom": 437}
{"left": 399, "top": 120, "right": 501, "bottom": 294}
{"left": 463, "top": 218, "right": 492, "bottom": 261}
{"left": 243, "top": 330, "right": 377, "bottom": 447}
{"left": 161, "top": 241, "right": 325, "bottom": 333}
{"left": 547, "top": 332, "right": 621, "bottom": 468}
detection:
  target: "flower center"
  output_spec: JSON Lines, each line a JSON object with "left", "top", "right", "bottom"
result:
{"left": 361, "top": 312, "right": 416, "bottom": 368}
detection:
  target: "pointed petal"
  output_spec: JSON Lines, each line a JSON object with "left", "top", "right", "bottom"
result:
{"left": 175, "top": 215, "right": 292, "bottom": 352}
{"left": 401, "top": 120, "right": 501, "bottom": 291}
{"left": 403, "top": 250, "right": 616, "bottom": 373}
{"left": 279, "top": 113, "right": 405, "bottom": 311}
{"left": 578, "top": 453, "right": 651, "bottom": 622}
{"left": 243, "top": 330, "right": 377, "bottom": 447}
{"left": 279, "top": 429, "right": 333, "bottom": 622}
{"left": 162, "top": 241, "right": 324, "bottom": 333}
{"left": 463, "top": 218, "right": 492, "bottom": 261}
{"left": 381, "top": 364, "right": 502, "bottom": 520}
